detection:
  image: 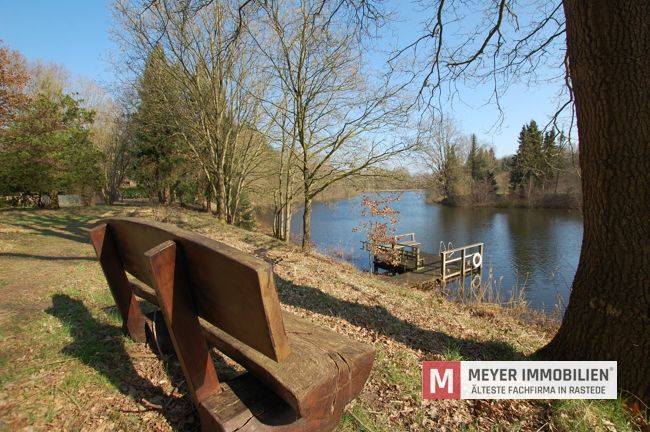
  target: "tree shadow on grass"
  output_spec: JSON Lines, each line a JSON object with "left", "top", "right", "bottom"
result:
{"left": 275, "top": 277, "right": 527, "bottom": 361}
{"left": 46, "top": 294, "right": 200, "bottom": 430}
{"left": 2, "top": 210, "right": 98, "bottom": 244}
{"left": 0, "top": 252, "right": 96, "bottom": 262}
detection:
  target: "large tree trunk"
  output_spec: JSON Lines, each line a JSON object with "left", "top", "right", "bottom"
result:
{"left": 539, "top": 0, "right": 650, "bottom": 403}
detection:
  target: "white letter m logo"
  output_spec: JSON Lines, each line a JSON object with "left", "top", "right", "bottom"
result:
{"left": 431, "top": 368, "right": 454, "bottom": 393}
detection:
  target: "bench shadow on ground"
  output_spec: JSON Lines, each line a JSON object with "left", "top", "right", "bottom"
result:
{"left": 275, "top": 276, "right": 526, "bottom": 361}
{"left": 46, "top": 294, "right": 243, "bottom": 431}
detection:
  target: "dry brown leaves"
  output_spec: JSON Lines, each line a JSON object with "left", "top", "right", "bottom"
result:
{"left": 0, "top": 206, "right": 634, "bottom": 431}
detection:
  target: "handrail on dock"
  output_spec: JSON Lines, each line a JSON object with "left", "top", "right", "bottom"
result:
{"left": 361, "top": 234, "right": 483, "bottom": 282}
{"left": 440, "top": 243, "right": 483, "bottom": 282}
{"left": 361, "top": 232, "right": 424, "bottom": 271}
{"left": 393, "top": 233, "right": 417, "bottom": 244}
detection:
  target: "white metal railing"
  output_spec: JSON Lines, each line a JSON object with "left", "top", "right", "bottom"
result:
{"left": 440, "top": 242, "right": 484, "bottom": 282}
{"left": 394, "top": 233, "right": 416, "bottom": 244}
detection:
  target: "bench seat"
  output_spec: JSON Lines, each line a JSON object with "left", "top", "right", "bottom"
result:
{"left": 131, "top": 281, "right": 374, "bottom": 420}
{"left": 91, "top": 218, "right": 374, "bottom": 431}
{"left": 200, "top": 373, "right": 341, "bottom": 432}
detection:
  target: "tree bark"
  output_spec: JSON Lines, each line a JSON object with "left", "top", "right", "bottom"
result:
{"left": 284, "top": 200, "right": 293, "bottom": 243}
{"left": 539, "top": 0, "right": 650, "bottom": 403}
{"left": 102, "top": 187, "right": 113, "bottom": 206}
{"left": 205, "top": 184, "right": 212, "bottom": 213}
{"left": 273, "top": 207, "right": 281, "bottom": 239}
{"left": 216, "top": 178, "right": 226, "bottom": 221}
{"left": 301, "top": 196, "right": 312, "bottom": 251}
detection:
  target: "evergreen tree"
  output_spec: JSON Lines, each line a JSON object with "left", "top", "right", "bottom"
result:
{"left": 441, "top": 144, "right": 465, "bottom": 204}
{"left": 130, "top": 45, "right": 182, "bottom": 204}
{"left": 236, "top": 192, "right": 256, "bottom": 230}
{"left": 480, "top": 146, "right": 498, "bottom": 197}
{"left": 541, "top": 130, "right": 561, "bottom": 192}
{"left": 467, "top": 133, "right": 485, "bottom": 182}
{"left": 0, "top": 92, "right": 100, "bottom": 205}
{"left": 466, "top": 134, "right": 497, "bottom": 203}
{"left": 509, "top": 120, "right": 544, "bottom": 200}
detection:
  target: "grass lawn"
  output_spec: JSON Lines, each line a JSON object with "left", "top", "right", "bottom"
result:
{"left": 0, "top": 205, "right": 646, "bottom": 431}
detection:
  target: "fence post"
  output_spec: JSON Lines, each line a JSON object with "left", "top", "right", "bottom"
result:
{"left": 441, "top": 252, "right": 446, "bottom": 282}
{"left": 461, "top": 248, "right": 466, "bottom": 277}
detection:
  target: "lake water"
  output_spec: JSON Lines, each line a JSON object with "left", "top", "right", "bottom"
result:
{"left": 290, "top": 190, "right": 583, "bottom": 312}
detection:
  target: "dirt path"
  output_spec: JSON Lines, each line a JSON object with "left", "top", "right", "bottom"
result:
{"left": 0, "top": 210, "right": 100, "bottom": 325}
{"left": 0, "top": 207, "right": 200, "bottom": 431}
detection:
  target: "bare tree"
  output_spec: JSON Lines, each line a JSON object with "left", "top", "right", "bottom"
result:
{"left": 418, "top": 115, "right": 467, "bottom": 204}
{"left": 138, "top": 0, "right": 389, "bottom": 43}
{"left": 27, "top": 61, "right": 70, "bottom": 98}
{"left": 252, "top": 0, "right": 412, "bottom": 250}
{"left": 76, "top": 78, "right": 132, "bottom": 205}
{"left": 391, "top": 0, "right": 649, "bottom": 402}
{"left": 116, "top": 0, "right": 649, "bottom": 402}
{"left": 266, "top": 96, "right": 301, "bottom": 242}
{"left": 103, "top": 118, "right": 133, "bottom": 204}
{"left": 115, "top": 0, "right": 272, "bottom": 223}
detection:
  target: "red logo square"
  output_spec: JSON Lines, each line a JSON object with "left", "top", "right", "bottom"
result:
{"left": 422, "top": 361, "right": 461, "bottom": 399}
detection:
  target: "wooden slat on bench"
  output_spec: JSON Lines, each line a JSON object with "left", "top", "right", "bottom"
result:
{"left": 131, "top": 280, "right": 374, "bottom": 419}
{"left": 145, "top": 240, "right": 221, "bottom": 406}
{"left": 89, "top": 224, "right": 146, "bottom": 342}
{"left": 199, "top": 373, "right": 341, "bottom": 432}
{"left": 102, "top": 218, "right": 290, "bottom": 362}
{"left": 204, "top": 312, "right": 375, "bottom": 420}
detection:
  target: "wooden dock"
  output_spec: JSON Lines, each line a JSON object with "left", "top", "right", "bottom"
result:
{"left": 361, "top": 234, "right": 483, "bottom": 286}
{"left": 392, "top": 252, "right": 443, "bottom": 285}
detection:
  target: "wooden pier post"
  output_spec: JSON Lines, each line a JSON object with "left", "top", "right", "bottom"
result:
{"left": 441, "top": 251, "right": 446, "bottom": 282}
{"left": 461, "top": 248, "right": 466, "bottom": 277}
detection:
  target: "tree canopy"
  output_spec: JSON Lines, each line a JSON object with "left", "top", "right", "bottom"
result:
{"left": 0, "top": 91, "right": 101, "bottom": 204}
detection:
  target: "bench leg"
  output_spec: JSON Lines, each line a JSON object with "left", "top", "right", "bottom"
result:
{"left": 145, "top": 240, "right": 221, "bottom": 410}
{"left": 89, "top": 224, "right": 146, "bottom": 342}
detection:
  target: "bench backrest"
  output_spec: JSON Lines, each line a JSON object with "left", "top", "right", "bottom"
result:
{"left": 101, "top": 217, "right": 290, "bottom": 362}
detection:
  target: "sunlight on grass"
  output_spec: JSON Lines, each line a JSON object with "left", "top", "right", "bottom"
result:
{"left": 551, "top": 398, "right": 639, "bottom": 432}
{"left": 340, "top": 404, "right": 387, "bottom": 432}
{"left": 0, "top": 206, "right": 647, "bottom": 431}
{"left": 443, "top": 341, "right": 464, "bottom": 360}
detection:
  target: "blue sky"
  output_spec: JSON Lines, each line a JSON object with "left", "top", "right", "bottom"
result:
{"left": 0, "top": 0, "right": 115, "bottom": 83}
{"left": 0, "top": 0, "right": 566, "bottom": 157}
{"left": 377, "top": 1, "right": 567, "bottom": 157}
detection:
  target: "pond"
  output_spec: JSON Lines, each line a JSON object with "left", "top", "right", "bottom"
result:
{"left": 290, "top": 190, "right": 582, "bottom": 312}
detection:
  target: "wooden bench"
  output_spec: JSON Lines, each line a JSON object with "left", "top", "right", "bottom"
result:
{"left": 89, "top": 217, "right": 374, "bottom": 431}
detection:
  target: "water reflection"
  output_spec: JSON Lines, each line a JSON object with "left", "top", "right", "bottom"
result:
{"left": 290, "top": 191, "right": 582, "bottom": 312}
